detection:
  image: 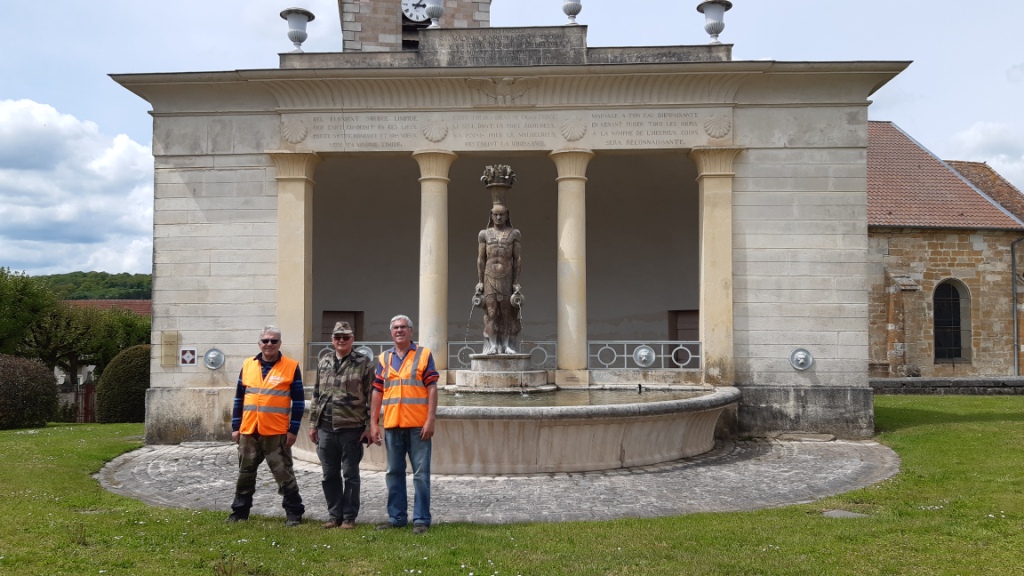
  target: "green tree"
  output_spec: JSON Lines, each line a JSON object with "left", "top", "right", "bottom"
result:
{"left": 21, "top": 304, "right": 150, "bottom": 382}
{"left": 21, "top": 302, "right": 102, "bottom": 384}
{"left": 92, "top": 307, "right": 151, "bottom": 379}
{"left": 0, "top": 268, "right": 58, "bottom": 355}
{"left": 36, "top": 271, "right": 152, "bottom": 300}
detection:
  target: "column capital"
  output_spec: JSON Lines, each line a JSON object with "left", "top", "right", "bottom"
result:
{"left": 268, "top": 151, "right": 322, "bottom": 181}
{"left": 549, "top": 149, "right": 595, "bottom": 180}
{"left": 412, "top": 149, "right": 458, "bottom": 181}
{"left": 688, "top": 147, "right": 743, "bottom": 178}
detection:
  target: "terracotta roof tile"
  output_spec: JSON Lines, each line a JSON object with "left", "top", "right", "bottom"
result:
{"left": 868, "top": 121, "right": 1023, "bottom": 230}
{"left": 945, "top": 160, "right": 1024, "bottom": 223}
{"left": 68, "top": 299, "right": 152, "bottom": 316}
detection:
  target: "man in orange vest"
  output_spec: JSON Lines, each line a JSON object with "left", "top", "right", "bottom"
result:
{"left": 369, "top": 314, "right": 439, "bottom": 534}
{"left": 226, "top": 326, "right": 306, "bottom": 526}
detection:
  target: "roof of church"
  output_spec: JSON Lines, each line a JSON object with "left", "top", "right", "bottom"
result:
{"left": 867, "top": 121, "right": 1024, "bottom": 230}
{"left": 68, "top": 299, "right": 152, "bottom": 316}
{"left": 944, "top": 160, "right": 1024, "bottom": 223}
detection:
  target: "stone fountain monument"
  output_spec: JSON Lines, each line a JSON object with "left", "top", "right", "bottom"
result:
{"left": 455, "top": 165, "right": 549, "bottom": 391}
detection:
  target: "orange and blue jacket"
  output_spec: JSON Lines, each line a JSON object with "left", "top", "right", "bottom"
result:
{"left": 373, "top": 343, "right": 438, "bottom": 429}
{"left": 232, "top": 354, "right": 305, "bottom": 435}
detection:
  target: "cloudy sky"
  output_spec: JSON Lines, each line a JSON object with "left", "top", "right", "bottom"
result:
{"left": 2, "top": 0, "right": 1022, "bottom": 275}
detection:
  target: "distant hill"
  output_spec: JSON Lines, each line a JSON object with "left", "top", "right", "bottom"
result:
{"left": 36, "top": 271, "right": 152, "bottom": 300}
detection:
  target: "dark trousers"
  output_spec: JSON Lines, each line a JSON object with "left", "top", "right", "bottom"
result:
{"left": 231, "top": 432, "right": 304, "bottom": 518}
{"left": 316, "top": 427, "right": 365, "bottom": 521}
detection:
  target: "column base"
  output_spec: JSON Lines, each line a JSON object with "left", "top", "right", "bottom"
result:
{"left": 555, "top": 369, "right": 590, "bottom": 387}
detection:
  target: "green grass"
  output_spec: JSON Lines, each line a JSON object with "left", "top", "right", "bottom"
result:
{"left": 1, "top": 395, "right": 1023, "bottom": 575}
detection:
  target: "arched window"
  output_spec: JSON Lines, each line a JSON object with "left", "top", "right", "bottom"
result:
{"left": 934, "top": 280, "right": 971, "bottom": 361}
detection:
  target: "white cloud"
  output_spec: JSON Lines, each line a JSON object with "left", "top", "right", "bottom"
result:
{"left": 0, "top": 99, "right": 153, "bottom": 275}
{"left": 948, "top": 121, "right": 1024, "bottom": 192}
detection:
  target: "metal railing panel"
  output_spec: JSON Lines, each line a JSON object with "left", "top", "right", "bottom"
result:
{"left": 307, "top": 341, "right": 393, "bottom": 368}
{"left": 587, "top": 341, "right": 701, "bottom": 370}
{"left": 446, "top": 341, "right": 558, "bottom": 370}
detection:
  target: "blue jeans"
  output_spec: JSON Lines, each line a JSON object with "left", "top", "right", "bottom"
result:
{"left": 384, "top": 427, "right": 432, "bottom": 527}
{"left": 316, "top": 427, "right": 364, "bottom": 522}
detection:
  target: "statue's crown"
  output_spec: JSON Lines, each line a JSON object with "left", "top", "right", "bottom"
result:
{"left": 481, "top": 164, "right": 516, "bottom": 207}
{"left": 480, "top": 164, "right": 516, "bottom": 187}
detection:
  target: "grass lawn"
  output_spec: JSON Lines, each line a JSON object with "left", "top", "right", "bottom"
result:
{"left": 1, "top": 395, "right": 1022, "bottom": 575}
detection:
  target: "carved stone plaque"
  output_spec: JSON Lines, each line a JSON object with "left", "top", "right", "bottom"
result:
{"left": 282, "top": 107, "right": 731, "bottom": 152}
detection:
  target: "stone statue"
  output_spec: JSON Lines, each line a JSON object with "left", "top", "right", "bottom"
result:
{"left": 474, "top": 165, "right": 524, "bottom": 354}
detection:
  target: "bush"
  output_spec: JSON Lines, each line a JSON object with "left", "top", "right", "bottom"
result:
{"left": 0, "top": 354, "right": 58, "bottom": 429}
{"left": 96, "top": 344, "right": 151, "bottom": 423}
{"left": 55, "top": 401, "right": 80, "bottom": 423}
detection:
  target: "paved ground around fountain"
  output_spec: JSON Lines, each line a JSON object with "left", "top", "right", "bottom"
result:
{"left": 96, "top": 438, "right": 900, "bottom": 524}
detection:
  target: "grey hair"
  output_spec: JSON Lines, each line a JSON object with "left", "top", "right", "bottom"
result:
{"left": 260, "top": 325, "right": 282, "bottom": 340}
{"left": 389, "top": 315, "right": 414, "bottom": 330}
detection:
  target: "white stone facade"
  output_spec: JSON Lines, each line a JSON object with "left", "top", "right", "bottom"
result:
{"left": 116, "top": 27, "right": 906, "bottom": 442}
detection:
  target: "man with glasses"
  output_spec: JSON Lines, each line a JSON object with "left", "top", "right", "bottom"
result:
{"left": 369, "top": 315, "right": 439, "bottom": 534}
{"left": 226, "top": 325, "right": 306, "bottom": 526}
{"left": 308, "top": 321, "right": 375, "bottom": 529}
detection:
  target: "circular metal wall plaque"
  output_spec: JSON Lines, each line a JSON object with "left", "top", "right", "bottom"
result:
{"left": 203, "top": 348, "right": 225, "bottom": 370}
{"left": 633, "top": 345, "right": 656, "bottom": 368}
{"left": 789, "top": 348, "right": 814, "bottom": 371}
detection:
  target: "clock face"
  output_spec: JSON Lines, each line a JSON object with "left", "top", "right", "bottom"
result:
{"left": 401, "top": 0, "right": 430, "bottom": 22}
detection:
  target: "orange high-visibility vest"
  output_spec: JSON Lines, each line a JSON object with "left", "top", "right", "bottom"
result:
{"left": 378, "top": 346, "right": 433, "bottom": 429}
{"left": 239, "top": 355, "right": 299, "bottom": 435}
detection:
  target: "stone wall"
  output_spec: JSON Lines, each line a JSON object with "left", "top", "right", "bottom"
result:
{"left": 728, "top": 105, "right": 874, "bottom": 438}
{"left": 341, "top": 0, "right": 490, "bottom": 52}
{"left": 869, "top": 228, "right": 1022, "bottom": 378}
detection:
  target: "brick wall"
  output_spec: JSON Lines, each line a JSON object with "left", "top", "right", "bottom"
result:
{"left": 869, "top": 228, "right": 1023, "bottom": 377}
{"left": 342, "top": 0, "right": 491, "bottom": 52}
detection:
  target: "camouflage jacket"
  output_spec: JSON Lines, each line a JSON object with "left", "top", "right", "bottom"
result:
{"left": 309, "top": 349, "right": 375, "bottom": 430}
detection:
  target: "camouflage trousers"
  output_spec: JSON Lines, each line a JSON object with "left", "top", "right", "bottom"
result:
{"left": 231, "top": 432, "right": 305, "bottom": 518}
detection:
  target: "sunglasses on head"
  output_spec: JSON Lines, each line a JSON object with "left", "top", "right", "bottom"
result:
{"left": 260, "top": 338, "right": 280, "bottom": 344}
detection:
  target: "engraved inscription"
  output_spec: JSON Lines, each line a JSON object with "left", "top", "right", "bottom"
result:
{"left": 590, "top": 111, "right": 702, "bottom": 148}
{"left": 454, "top": 112, "right": 558, "bottom": 149}
{"left": 290, "top": 108, "right": 729, "bottom": 152}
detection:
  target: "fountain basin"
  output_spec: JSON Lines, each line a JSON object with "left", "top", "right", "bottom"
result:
{"left": 296, "top": 386, "right": 740, "bottom": 475}
{"left": 454, "top": 353, "right": 548, "bottom": 390}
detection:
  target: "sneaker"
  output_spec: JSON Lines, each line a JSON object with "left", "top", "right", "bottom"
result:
{"left": 225, "top": 513, "right": 248, "bottom": 523}
{"left": 340, "top": 520, "right": 356, "bottom": 530}
{"left": 375, "top": 521, "right": 403, "bottom": 530}
{"left": 412, "top": 524, "right": 429, "bottom": 535}
{"left": 286, "top": 515, "right": 302, "bottom": 527}
{"left": 322, "top": 519, "right": 342, "bottom": 529}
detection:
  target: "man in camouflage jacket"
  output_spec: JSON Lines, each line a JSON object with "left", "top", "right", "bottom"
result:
{"left": 307, "top": 321, "right": 376, "bottom": 529}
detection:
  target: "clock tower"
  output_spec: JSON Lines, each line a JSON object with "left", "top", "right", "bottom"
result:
{"left": 339, "top": 0, "right": 492, "bottom": 52}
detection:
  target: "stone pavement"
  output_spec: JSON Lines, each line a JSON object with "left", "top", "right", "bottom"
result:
{"left": 95, "top": 438, "right": 899, "bottom": 525}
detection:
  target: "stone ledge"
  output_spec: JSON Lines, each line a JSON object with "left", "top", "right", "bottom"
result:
{"left": 871, "top": 377, "right": 1024, "bottom": 395}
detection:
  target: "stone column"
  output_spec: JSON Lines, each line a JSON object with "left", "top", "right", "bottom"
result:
{"left": 688, "top": 147, "right": 742, "bottom": 386}
{"left": 413, "top": 150, "right": 458, "bottom": 370}
{"left": 549, "top": 149, "right": 594, "bottom": 385}
{"left": 269, "top": 151, "right": 321, "bottom": 370}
